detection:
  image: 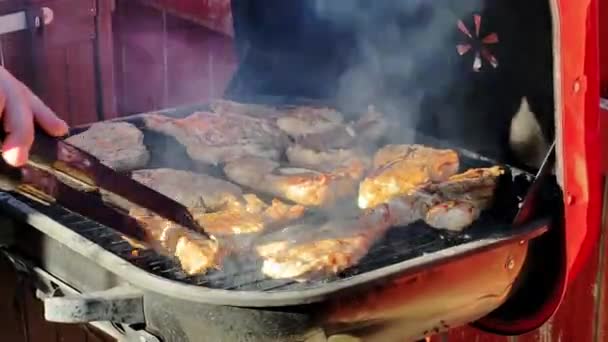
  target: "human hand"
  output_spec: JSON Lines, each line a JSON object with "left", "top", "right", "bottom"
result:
{"left": 0, "top": 67, "right": 69, "bottom": 167}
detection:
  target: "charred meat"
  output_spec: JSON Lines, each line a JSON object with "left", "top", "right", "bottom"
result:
{"left": 65, "top": 122, "right": 150, "bottom": 171}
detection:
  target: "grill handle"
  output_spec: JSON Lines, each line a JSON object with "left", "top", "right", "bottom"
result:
{"left": 39, "top": 285, "right": 145, "bottom": 325}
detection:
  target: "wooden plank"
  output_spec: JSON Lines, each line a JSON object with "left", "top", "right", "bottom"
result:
{"left": 114, "top": 0, "right": 236, "bottom": 114}
{"left": 0, "top": 30, "right": 32, "bottom": 86}
{"left": 113, "top": 0, "right": 165, "bottom": 115}
{"left": 0, "top": 256, "right": 28, "bottom": 342}
{"left": 65, "top": 42, "right": 99, "bottom": 124}
{"left": 133, "top": 0, "right": 233, "bottom": 36}
{"left": 94, "top": 0, "right": 117, "bottom": 119}
{"left": 165, "top": 13, "right": 212, "bottom": 107}
{"left": 207, "top": 31, "right": 236, "bottom": 98}
{"left": 38, "top": 47, "right": 70, "bottom": 122}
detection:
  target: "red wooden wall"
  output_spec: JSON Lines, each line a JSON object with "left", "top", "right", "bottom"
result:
{"left": 112, "top": 0, "right": 236, "bottom": 116}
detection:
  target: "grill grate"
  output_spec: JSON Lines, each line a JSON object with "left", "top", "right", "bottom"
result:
{"left": 10, "top": 111, "right": 545, "bottom": 292}
{"left": 13, "top": 192, "right": 519, "bottom": 292}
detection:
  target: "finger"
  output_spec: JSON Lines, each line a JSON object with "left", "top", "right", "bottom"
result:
{"left": 27, "top": 87, "right": 68, "bottom": 137}
{"left": 2, "top": 85, "right": 34, "bottom": 167}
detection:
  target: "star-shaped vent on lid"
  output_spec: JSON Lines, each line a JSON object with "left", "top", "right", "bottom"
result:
{"left": 456, "top": 14, "right": 499, "bottom": 72}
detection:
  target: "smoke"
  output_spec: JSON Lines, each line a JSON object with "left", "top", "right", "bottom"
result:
{"left": 310, "top": 0, "right": 483, "bottom": 144}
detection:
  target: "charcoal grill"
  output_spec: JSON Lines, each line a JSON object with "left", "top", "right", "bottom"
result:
{"left": 0, "top": 0, "right": 564, "bottom": 341}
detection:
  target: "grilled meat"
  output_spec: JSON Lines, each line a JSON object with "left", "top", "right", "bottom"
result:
{"left": 256, "top": 204, "right": 393, "bottom": 281}
{"left": 211, "top": 100, "right": 387, "bottom": 153}
{"left": 425, "top": 166, "right": 505, "bottom": 208}
{"left": 276, "top": 106, "right": 345, "bottom": 137}
{"left": 210, "top": 99, "right": 349, "bottom": 140}
{"left": 129, "top": 207, "right": 221, "bottom": 275}
{"left": 295, "top": 105, "right": 388, "bottom": 150}
{"left": 131, "top": 168, "right": 304, "bottom": 236}
{"left": 65, "top": 122, "right": 150, "bottom": 171}
{"left": 386, "top": 166, "right": 505, "bottom": 231}
{"left": 351, "top": 105, "right": 389, "bottom": 143}
{"left": 285, "top": 144, "right": 370, "bottom": 179}
{"left": 131, "top": 168, "right": 243, "bottom": 211}
{"left": 193, "top": 197, "right": 306, "bottom": 236}
{"left": 292, "top": 106, "right": 388, "bottom": 152}
{"left": 223, "top": 156, "right": 358, "bottom": 207}
{"left": 424, "top": 201, "right": 481, "bottom": 231}
{"left": 143, "top": 112, "right": 289, "bottom": 165}
{"left": 210, "top": 99, "right": 283, "bottom": 119}
{"left": 358, "top": 144, "right": 460, "bottom": 209}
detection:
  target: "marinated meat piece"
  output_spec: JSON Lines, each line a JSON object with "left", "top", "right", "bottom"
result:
{"left": 256, "top": 204, "right": 392, "bottom": 281}
{"left": 276, "top": 106, "right": 344, "bottom": 137}
{"left": 194, "top": 197, "right": 306, "bottom": 236}
{"left": 426, "top": 166, "right": 505, "bottom": 208}
{"left": 424, "top": 201, "right": 481, "bottom": 231}
{"left": 358, "top": 144, "right": 460, "bottom": 209}
{"left": 386, "top": 166, "right": 504, "bottom": 231}
{"left": 422, "top": 166, "right": 505, "bottom": 231}
{"left": 293, "top": 106, "right": 388, "bottom": 151}
{"left": 131, "top": 168, "right": 243, "bottom": 211}
{"left": 66, "top": 122, "right": 149, "bottom": 171}
{"left": 384, "top": 191, "right": 442, "bottom": 227}
{"left": 210, "top": 99, "right": 283, "bottom": 119}
{"left": 212, "top": 100, "right": 387, "bottom": 151}
{"left": 224, "top": 156, "right": 358, "bottom": 207}
{"left": 129, "top": 207, "right": 221, "bottom": 275}
{"left": 286, "top": 144, "right": 370, "bottom": 179}
{"left": 351, "top": 105, "right": 389, "bottom": 143}
{"left": 143, "top": 112, "right": 288, "bottom": 165}
{"left": 295, "top": 105, "right": 389, "bottom": 151}
{"left": 132, "top": 169, "right": 304, "bottom": 236}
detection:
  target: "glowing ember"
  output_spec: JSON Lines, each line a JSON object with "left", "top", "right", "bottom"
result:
{"left": 456, "top": 14, "right": 499, "bottom": 72}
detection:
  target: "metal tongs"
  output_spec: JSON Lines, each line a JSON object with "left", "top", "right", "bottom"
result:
{"left": 513, "top": 140, "right": 556, "bottom": 225}
{"left": 0, "top": 129, "right": 210, "bottom": 239}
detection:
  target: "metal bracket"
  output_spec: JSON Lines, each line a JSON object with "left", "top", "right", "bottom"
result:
{"left": 41, "top": 285, "right": 145, "bottom": 324}
{"left": 0, "top": 7, "right": 53, "bottom": 36}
